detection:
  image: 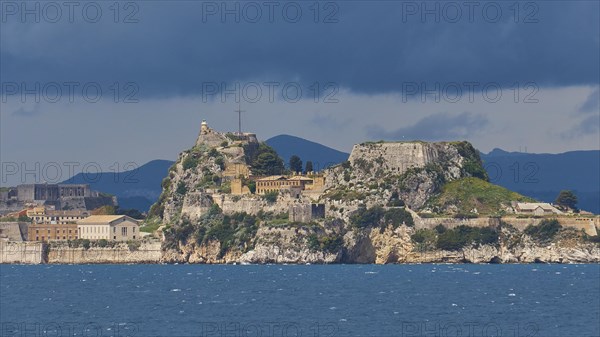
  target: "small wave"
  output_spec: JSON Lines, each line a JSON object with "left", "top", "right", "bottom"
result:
{"left": 171, "top": 289, "right": 182, "bottom": 292}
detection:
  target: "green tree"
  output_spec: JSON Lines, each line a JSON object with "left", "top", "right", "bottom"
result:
{"left": 17, "top": 215, "right": 32, "bottom": 222}
{"left": 116, "top": 208, "right": 144, "bottom": 219}
{"left": 555, "top": 190, "right": 578, "bottom": 210}
{"left": 247, "top": 181, "right": 256, "bottom": 194}
{"left": 176, "top": 182, "right": 188, "bottom": 195}
{"left": 350, "top": 206, "right": 384, "bottom": 228}
{"left": 254, "top": 152, "right": 284, "bottom": 175}
{"left": 262, "top": 191, "right": 279, "bottom": 203}
{"left": 246, "top": 142, "right": 284, "bottom": 175}
{"left": 289, "top": 155, "right": 303, "bottom": 173}
{"left": 305, "top": 161, "right": 314, "bottom": 173}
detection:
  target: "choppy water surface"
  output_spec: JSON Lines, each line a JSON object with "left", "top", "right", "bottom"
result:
{"left": 1, "top": 264, "right": 599, "bottom": 337}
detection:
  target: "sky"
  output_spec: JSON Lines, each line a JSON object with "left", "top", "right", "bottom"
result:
{"left": 1, "top": 1, "right": 599, "bottom": 185}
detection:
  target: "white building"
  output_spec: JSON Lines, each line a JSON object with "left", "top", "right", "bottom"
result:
{"left": 77, "top": 215, "right": 140, "bottom": 241}
{"left": 514, "top": 202, "right": 563, "bottom": 216}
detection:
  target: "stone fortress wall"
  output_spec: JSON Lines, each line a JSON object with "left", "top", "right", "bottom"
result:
{"left": 349, "top": 142, "right": 447, "bottom": 175}
{"left": 415, "top": 216, "right": 598, "bottom": 236}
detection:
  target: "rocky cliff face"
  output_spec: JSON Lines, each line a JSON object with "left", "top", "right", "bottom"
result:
{"left": 159, "top": 221, "right": 599, "bottom": 264}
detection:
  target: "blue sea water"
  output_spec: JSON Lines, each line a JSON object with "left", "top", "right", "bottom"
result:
{"left": 1, "top": 264, "right": 599, "bottom": 337}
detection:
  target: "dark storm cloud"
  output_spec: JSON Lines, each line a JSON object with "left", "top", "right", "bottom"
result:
{"left": 366, "top": 112, "right": 488, "bottom": 141}
{"left": 1, "top": 1, "right": 598, "bottom": 98}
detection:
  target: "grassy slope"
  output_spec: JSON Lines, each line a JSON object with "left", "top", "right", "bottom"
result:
{"left": 429, "top": 177, "right": 535, "bottom": 215}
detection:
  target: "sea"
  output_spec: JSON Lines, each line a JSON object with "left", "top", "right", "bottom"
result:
{"left": 1, "top": 264, "right": 599, "bottom": 337}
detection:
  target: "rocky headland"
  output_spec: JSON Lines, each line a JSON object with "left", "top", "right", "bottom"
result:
{"left": 141, "top": 123, "right": 600, "bottom": 265}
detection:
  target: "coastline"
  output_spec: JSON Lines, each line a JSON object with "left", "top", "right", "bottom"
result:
{"left": 2, "top": 237, "right": 598, "bottom": 265}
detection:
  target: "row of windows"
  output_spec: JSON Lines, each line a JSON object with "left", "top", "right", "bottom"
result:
{"left": 35, "top": 229, "right": 74, "bottom": 234}
{"left": 257, "top": 188, "right": 281, "bottom": 193}
{"left": 257, "top": 181, "right": 304, "bottom": 187}
{"left": 33, "top": 216, "right": 83, "bottom": 220}
{"left": 80, "top": 226, "right": 137, "bottom": 235}
{"left": 35, "top": 236, "right": 77, "bottom": 241}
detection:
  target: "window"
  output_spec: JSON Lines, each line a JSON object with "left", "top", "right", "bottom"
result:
{"left": 113, "top": 236, "right": 116, "bottom": 240}
{"left": 133, "top": 227, "right": 136, "bottom": 233}
{"left": 113, "top": 227, "right": 116, "bottom": 233}
{"left": 121, "top": 227, "right": 128, "bottom": 236}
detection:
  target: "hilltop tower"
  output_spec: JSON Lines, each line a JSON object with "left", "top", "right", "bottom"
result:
{"left": 195, "top": 119, "right": 224, "bottom": 147}
{"left": 200, "top": 120, "right": 209, "bottom": 135}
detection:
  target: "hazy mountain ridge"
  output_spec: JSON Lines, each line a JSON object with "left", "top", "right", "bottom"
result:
{"left": 61, "top": 159, "right": 173, "bottom": 211}
{"left": 265, "top": 134, "right": 349, "bottom": 171}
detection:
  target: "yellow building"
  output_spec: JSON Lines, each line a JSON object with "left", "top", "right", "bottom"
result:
{"left": 28, "top": 223, "right": 79, "bottom": 241}
{"left": 255, "top": 175, "right": 316, "bottom": 195}
{"left": 77, "top": 215, "right": 140, "bottom": 241}
{"left": 231, "top": 178, "right": 251, "bottom": 195}
{"left": 27, "top": 206, "right": 90, "bottom": 224}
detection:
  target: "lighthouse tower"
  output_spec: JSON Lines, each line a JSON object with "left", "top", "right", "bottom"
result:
{"left": 200, "top": 120, "right": 209, "bottom": 135}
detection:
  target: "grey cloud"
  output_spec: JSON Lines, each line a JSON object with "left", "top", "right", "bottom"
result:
{"left": 578, "top": 88, "right": 599, "bottom": 114}
{"left": 11, "top": 104, "right": 40, "bottom": 117}
{"left": 310, "top": 114, "right": 351, "bottom": 130}
{"left": 366, "top": 112, "right": 488, "bottom": 142}
{"left": 561, "top": 114, "right": 600, "bottom": 140}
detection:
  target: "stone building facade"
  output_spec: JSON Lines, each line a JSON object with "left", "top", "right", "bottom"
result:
{"left": 77, "top": 215, "right": 140, "bottom": 241}
{"left": 26, "top": 206, "right": 90, "bottom": 224}
{"left": 28, "top": 223, "right": 79, "bottom": 241}
{"left": 289, "top": 204, "right": 326, "bottom": 223}
{"left": 17, "top": 184, "right": 92, "bottom": 201}
{"left": 256, "top": 176, "right": 316, "bottom": 195}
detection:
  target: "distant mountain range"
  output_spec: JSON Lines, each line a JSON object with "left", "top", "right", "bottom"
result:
{"left": 60, "top": 135, "right": 599, "bottom": 213}
{"left": 265, "top": 134, "right": 349, "bottom": 171}
{"left": 479, "top": 149, "right": 599, "bottom": 214}
{"left": 61, "top": 160, "right": 173, "bottom": 212}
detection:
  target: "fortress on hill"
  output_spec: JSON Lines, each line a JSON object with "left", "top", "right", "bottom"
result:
{"left": 194, "top": 119, "right": 325, "bottom": 197}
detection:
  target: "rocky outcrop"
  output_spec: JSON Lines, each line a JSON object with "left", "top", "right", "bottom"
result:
{"left": 320, "top": 141, "right": 485, "bottom": 217}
